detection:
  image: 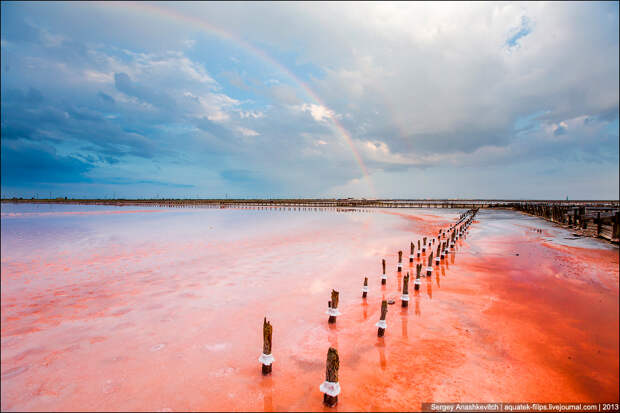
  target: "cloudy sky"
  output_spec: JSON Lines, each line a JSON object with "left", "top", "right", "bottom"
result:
{"left": 1, "top": 1, "right": 618, "bottom": 199}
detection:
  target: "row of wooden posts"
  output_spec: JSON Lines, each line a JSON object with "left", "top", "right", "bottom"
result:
{"left": 259, "top": 208, "right": 479, "bottom": 407}
{"left": 513, "top": 202, "right": 620, "bottom": 243}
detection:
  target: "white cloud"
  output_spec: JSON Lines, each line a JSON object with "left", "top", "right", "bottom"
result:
{"left": 296, "top": 103, "right": 341, "bottom": 123}
{"left": 237, "top": 127, "right": 260, "bottom": 136}
{"left": 239, "top": 110, "right": 265, "bottom": 119}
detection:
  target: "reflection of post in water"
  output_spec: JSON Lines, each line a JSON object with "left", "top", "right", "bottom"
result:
{"left": 441, "top": 264, "right": 446, "bottom": 278}
{"left": 426, "top": 274, "right": 432, "bottom": 299}
{"left": 401, "top": 308, "right": 408, "bottom": 338}
{"left": 451, "top": 252, "right": 455, "bottom": 265}
{"left": 362, "top": 299, "right": 368, "bottom": 320}
{"left": 415, "top": 291, "right": 421, "bottom": 316}
{"left": 377, "top": 338, "right": 387, "bottom": 370}
{"left": 436, "top": 270, "right": 440, "bottom": 287}
{"left": 262, "top": 376, "right": 274, "bottom": 412}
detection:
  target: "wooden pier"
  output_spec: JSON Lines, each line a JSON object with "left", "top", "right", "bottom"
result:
{"left": 2, "top": 198, "right": 618, "bottom": 243}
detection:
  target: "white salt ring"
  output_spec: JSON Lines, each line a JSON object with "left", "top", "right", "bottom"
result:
{"left": 435, "top": 258, "right": 440, "bottom": 263}
{"left": 409, "top": 254, "right": 415, "bottom": 259}
{"left": 401, "top": 294, "right": 409, "bottom": 301}
{"left": 397, "top": 263, "right": 402, "bottom": 268}
{"left": 414, "top": 279, "right": 421, "bottom": 285}
{"left": 258, "top": 353, "right": 274, "bottom": 365}
{"left": 319, "top": 381, "right": 341, "bottom": 397}
{"left": 381, "top": 274, "right": 387, "bottom": 280}
{"left": 375, "top": 319, "right": 387, "bottom": 329}
{"left": 326, "top": 308, "right": 341, "bottom": 316}
{"left": 426, "top": 266, "right": 433, "bottom": 272}
{"left": 361, "top": 286, "right": 369, "bottom": 293}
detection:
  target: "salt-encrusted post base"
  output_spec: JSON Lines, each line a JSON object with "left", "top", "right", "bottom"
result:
{"left": 401, "top": 295, "right": 409, "bottom": 307}
{"left": 260, "top": 352, "right": 274, "bottom": 375}
{"left": 376, "top": 319, "right": 387, "bottom": 337}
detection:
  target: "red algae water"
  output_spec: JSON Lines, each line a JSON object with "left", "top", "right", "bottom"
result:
{"left": 1, "top": 204, "right": 618, "bottom": 411}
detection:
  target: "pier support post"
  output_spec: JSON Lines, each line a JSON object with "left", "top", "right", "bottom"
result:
{"left": 401, "top": 272, "right": 409, "bottom": 307}
{"left": 381, "top": 259, "right": 387, "bottom": 285}
{"left": 259, "top": 317, "right": 274, "bottom": 375}
{"left": 327, "top": 290, "right": 340, "bottom": 324}
{"left": 320, "top": 347, "right": 340, "bottom": 407}
{"left": 377, "top": 300, "right": 388, "bottom": 337}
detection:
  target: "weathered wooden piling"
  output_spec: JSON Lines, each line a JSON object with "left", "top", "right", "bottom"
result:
{"left": 413, "top": 264, "right": 422, "bottom": 291}
{"left": 377, "top": 300, "right": 388, "bottom": 337}
{"left": 397, "top": 250, "right": 403, "bottom": 272}
{"left": 410, "top": 242, "right": 415, "bottom": 263}
{"left": 401, "top": 272, "right": 409, "bottom": 307}
{"left": 414, "top": 264, "right": 422, "bottom": 290}
{"left": 327, "top": 290, "right": 340, "bottom": 323}
{"left": 417, "top": 240, "right": 421, "bottom": 258}
{"left": 259, "top": 317, "right": 274, "bottom": 375}
{"left": 320, "top": 347, "right": 340, "bottom": 407}
{"left": 422, "top": 237, "right": 427, "bottom": 253}
{"left": 362, "top": 277, "right": 368, "bottom": 299}
{"left": 435, "top": 243, "right": 441, "bottom": 265}
{"left": 381, "top": 259, "right": 387, "bottom": 285}
{"left": 426, "top": 252, "right": 433, "bottom": 276}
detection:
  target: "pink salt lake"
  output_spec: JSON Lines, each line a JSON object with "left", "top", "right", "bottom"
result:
{"left": 1, "top": 204, "right": 618, "bottom": 411}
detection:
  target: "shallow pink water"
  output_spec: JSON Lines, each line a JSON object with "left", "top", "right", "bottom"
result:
{"left": 1, "top": 204, "right": 618, "bottom": 411}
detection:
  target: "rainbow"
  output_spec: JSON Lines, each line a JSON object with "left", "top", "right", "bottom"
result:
{"left": 95, "top": 1, "right": 375, "bottom": 195}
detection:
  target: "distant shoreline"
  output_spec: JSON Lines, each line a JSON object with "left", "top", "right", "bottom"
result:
{"left": 2, "top": 198, "right": 619, "bottom": 207}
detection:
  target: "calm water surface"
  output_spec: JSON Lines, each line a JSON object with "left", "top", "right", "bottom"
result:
{"left": 1, "top": 204, "right": 618, "bottom": 411}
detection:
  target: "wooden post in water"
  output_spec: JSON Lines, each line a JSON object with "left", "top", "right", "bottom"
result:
{"left": 259, "top": 317, "right": 274, "bottom": 375}
{"left": 362, "top": 277, "right": 368, "bottom": 299}
{"left": 435, "top": 243, "right": 441, "bottom": 266}
{"left": 327, "top": 290, "right": 340, "bottom": 324}
{"left": 426, "top": 252, "right": 433, "bottom": 276}
{"left": 417, "top": 240, "right": 421, "bottom": 258}
{"left": 377, "top": 300, "right": 388, "bottom": 337}
{"left": 422, "top": 237, "right": 427, "bottom": 253}
{"left": 401, "top": 272, "right": 409, "bottom": 307}
{"left": 410, "top": 242, "right": 415, "bottom": 263}
{"left": 397, "top": 250, "right": 403, "bottom": 272}
{"left": 320, "top": 347, "right": 340, "bottom": 407}
{"left": 381, "top": 259, "right": 387, "bottom": 285}
{"left": 414, "top": 264, "right": 422, "bottom": 290}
